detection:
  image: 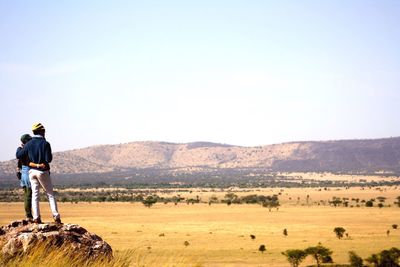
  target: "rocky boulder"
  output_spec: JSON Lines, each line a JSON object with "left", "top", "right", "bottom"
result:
{"left": 0, "top": 220, "right": 112, "bottom": 262}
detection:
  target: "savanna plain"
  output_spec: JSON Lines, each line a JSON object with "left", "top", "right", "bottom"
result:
{"left": 1, "top": 184, "right": 399, "bottom": 266}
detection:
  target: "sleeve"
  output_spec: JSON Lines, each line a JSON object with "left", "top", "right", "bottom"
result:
{"left": 16, "top": 147, "right": 26, "bottom": 160}
{"left": 45, "top": 141, "right": 53, "bottom": 163}
{"left": 17, "top": 159, "right": 22, "bottom": 169}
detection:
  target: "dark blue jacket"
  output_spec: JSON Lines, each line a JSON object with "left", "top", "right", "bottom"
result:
{"left": 16, "top": 135, "right": 52, "bottom": 170}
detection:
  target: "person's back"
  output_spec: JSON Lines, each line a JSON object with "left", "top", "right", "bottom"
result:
{"left": 16, "top": 123, "right": 61, "bottom": 224}
{"left": 22, "top": 135, "right": 52, "bottom": 171}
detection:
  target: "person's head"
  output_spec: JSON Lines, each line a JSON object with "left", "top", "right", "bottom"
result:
{"left": 20, "top": 134, "right": 32, "bottom": 144}
{"left": 32, "top": 123, "right": 46, "bottom": 136}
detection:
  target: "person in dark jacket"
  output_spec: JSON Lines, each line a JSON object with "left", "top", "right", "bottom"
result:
{"left": 16, "top": 134, "right": 33, "bottom": 221}
{"left": 16, "top": 123, "right": 61, "bottom": 224}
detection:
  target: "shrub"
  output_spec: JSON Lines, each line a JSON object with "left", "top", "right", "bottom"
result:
{"left": 283, "top": 228, "right": 288, "bottom": 237}
{"left": 282, "top": 249, "right": 307, "bottom": 267}
{"left": 208, "top": 195, "right": 219, "bottom": 205}
{"left": 305, "top": 245, "right": 333, "bottom": 267}
{"left": 348, "top": 251, "right": 363, "bottom": 267}
{"left": 142, "top": 196, "right": 157, "bottom": 208}
{"left": 365, "top": 200, "right": 374, "bottom": 207}
{"left": 333, "top": 227, "right": 346, "bottom": 239}
{"left": 366, "top": 247, "right": 400, "bottom": 267}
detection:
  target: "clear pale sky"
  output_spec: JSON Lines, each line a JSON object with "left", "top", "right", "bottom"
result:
{"left": 1, "top": 1, "right": 399, "bottom": 161}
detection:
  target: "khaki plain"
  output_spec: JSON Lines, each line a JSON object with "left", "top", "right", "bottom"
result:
{"left": 1, "top": 187, "right": 399, "bottom": 266}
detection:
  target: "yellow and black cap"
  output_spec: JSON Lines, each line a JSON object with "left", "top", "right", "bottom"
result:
{"left": 32, "top": 123, "right": 45, "bottom": 131}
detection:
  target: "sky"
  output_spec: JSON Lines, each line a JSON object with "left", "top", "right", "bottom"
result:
{"left": 1, "top": 1, "right": 399, "bottom": 161}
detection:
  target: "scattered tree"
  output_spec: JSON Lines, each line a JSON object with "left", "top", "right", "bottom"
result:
{"left": 262, "top": 197, "right": 280, "bottom": 211}
{"left": 283, "top": 228, "right": 288, "bottom": 237}
{"left": 366, "top": 253, "right": 380, "bottom": 266}
{"left": 395, "top": 196, "right": 400, "bottom": 207}
{"left": 333, "top": 227, "right": 346, "bottom": 239}
{"left": 259, "top": 245, "right": 266, "bottom": 253}
{"left": 305, "top": 245, "right": 333, "bottom": 267}
{"left": 282, "top": 249, "right": 307, "bottom": 267}
{"left": 348, "top": 251, "right": 363, "bottom": 267}
{"left": 209, "top": 195, "right": 219, "bottom": 203}
{"left": 183, "top": 241, "right": 190, "bottom": 247}
{"left": 250, "top": 234, "right": 256, "bottom": 240}
{"left": 393, "top": 224, "right": 398, "bottom": 230}
{"left": 377, "top": 196, "right": 386, "bottom": 203}
{"left": 366, "top": 200, "right": 374, "bottom": 207}
{"left": 224, "top": 193, "right": 238, "bottom": 204}
{"left": 366, "top": 247, "right": 400, "bottom": 267}
{"left": 330, "top": 197, "right": 342, "bottom": 207}
{"left": 142, "top": 195, "right": 157, "bottom": 208}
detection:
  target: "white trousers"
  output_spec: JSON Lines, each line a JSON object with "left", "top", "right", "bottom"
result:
{"left": 29, "top": 169, "right": 60, "bottom": 220}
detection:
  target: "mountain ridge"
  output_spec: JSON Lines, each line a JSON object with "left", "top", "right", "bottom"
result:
{"left": 1, "top": 137, "right": 400, "bottom": 177}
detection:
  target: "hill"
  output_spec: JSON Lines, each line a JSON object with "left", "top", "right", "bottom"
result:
{"left": 1, "top": 137, "right": 400, "bottom": 185}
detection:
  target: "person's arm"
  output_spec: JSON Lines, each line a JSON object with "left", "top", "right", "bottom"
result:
{"left": 28, "top": 162, "right": 46, "bottom": 169}
{"left": 16, "top": 159, "right": 22, "bottom": 180}
{"left": 17, "top": 159, "right": 22, "bottom": 169}
{"left": 45, "top": 141, "right": 52, "bottom": 163}
{"left": 16, "top": 146, "right": 26, "bottom": 160}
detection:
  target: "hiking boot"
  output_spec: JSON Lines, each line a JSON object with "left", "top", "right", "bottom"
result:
{"left": 33, "top": 218, "right": 42, "bottom": 224}
{"left": 54, "top": 217, "right": 62, "bottom": 224}
{"left": 26, "top": 217, "right": 34, "bottom": 223}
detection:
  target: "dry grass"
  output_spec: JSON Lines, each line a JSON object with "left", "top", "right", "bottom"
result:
{"left": 1, "top": 186, "right": 399, "bottom": 266}
{"left": 0, "top": 241, "right": 200, "bottom": 267}
{"left": 0, "top": 243, "right": 133, "bottom": 267}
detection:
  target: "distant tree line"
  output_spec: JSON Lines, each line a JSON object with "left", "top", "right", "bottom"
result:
{"left": 0, "top": 189, "right": 280, "bottom": 208}
{"left": 2, "top": 168, "right": 400, "bottom": 189}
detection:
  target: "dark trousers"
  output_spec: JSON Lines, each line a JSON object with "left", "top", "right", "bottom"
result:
{"left": 23, "top": 186, "right": 32, "bottom": 219}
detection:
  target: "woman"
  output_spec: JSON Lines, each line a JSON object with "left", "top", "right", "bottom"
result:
{"left": 16, "top": 134, "right": 33, "bottom": 221}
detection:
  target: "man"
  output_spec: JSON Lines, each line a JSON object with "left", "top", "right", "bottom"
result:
{"left": 16, "top": 123, "right": 61, "bottom": 224}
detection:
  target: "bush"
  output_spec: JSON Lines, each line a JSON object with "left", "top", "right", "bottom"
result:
{"left": 365, "top": 200, "right": 374, "bottom": 207}
{"left": 305, "top": 245, "right": 333, "bottom": 267}
{"left": 142, "top": 196, "right": 157, "bottom": 208}
{"left": 366, "top": 247, "right": 400, "bottom": 267}
{"left": 282, "top": 249, "right": 307, "bottom": 267}
{"left": 348, "top": 251, "right": 363, "bottom": 267}
{"left": 333, "top": 227, "right": 346, "bottom": 239}
{"left": 283, "top": 228, "right": 288, "bottom": 236}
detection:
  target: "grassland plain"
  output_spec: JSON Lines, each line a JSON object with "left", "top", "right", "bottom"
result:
{"left": 1, "top": 187, "right": 399, "bottom": 266}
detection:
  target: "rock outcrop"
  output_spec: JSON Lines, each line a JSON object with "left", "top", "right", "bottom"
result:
{"left": 0, "top": 220, "right": 112, "bottom": 262}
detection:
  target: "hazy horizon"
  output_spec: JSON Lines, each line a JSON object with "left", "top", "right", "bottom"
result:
{"left": 1, "top": 1, "right": 400, "bottom": 161}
